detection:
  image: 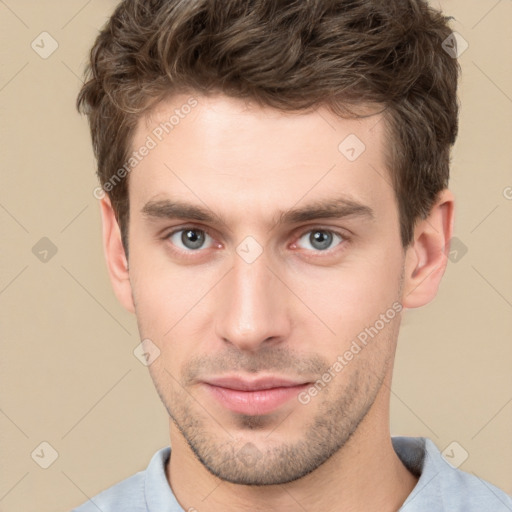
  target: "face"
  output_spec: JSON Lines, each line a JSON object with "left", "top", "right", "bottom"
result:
{"left": 124, "top": 93, "right": 407, "bottom": 485}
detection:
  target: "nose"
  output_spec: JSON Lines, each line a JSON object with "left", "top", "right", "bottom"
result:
{"left": 214, "top": 250, "right": 292, "bottom": 352}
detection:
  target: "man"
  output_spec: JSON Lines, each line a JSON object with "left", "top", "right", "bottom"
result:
{"left": 73, "top": 0, "right": 512, "bottom": 511}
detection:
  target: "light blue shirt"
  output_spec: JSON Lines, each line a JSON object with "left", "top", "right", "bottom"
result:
{"left": 72, "top": 436, "right": 512, "bottom": 511}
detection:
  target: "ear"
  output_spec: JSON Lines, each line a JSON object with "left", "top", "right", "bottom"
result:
{"left": 99, "top": 195, "right": 135, "bottom": 313}
{"left": 402, "top": 189, "right": 455, "bottom": 308}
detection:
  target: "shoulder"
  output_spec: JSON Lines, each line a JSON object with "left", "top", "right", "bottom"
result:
{"left": 392, "top": 436, "right": 512, "bottom": 511}
{"left": 72, "top": 470, "right": 146, "bottom": 512}
{"left": 71, "top": 446, "right": 172, "bottom": 512}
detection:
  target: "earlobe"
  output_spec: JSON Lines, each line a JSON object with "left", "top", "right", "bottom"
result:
{"left": 402, "top": 189, "right": 455, "bottom": 309}
{"left": 99, "top": 196, "right": 135, "bottom": 313}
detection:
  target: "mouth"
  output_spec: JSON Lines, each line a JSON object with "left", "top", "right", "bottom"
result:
{"left": 201, "top": 375, "right": 311, "bottom": 416}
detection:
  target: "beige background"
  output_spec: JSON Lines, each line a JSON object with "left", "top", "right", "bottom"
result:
{"left": 0, "top": 1, "right": 511, "bottom": 511}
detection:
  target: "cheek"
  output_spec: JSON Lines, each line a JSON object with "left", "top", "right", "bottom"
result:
{"left": 129, "top": 240, "right": 199, "bottom": 310}
{"left": 289, "top": 249, "right": 403, "bottom": 339}
{"left": 129, "top": 254, "right": 223, "bottom": 363}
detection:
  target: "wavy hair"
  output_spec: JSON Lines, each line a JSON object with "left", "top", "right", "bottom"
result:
{"left": 77, "top": 0, "right": 460, "bottom": 250}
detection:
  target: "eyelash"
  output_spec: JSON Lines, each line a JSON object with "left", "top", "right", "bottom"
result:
{"left": 163, "top": 225, "right": 349, "bottom": 260}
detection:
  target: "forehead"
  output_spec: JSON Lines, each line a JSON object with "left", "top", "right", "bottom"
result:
{"left": 128, "top": 93, "right": 393, "bottom": 223}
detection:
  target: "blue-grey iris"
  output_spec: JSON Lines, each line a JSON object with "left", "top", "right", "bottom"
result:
{"left": 182, "top": 229, "right": 205, "bottom": 250}
{"left": 310, "top": 230, "right": 333, "bottom": 251}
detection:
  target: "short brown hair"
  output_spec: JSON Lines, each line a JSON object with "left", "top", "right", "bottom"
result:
{"left": 77, "top": 0, "right": 460, "bottom": 251}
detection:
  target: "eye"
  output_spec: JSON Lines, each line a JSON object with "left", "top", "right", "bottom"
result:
{"left": 167, "top": 228, "right": 215, "bottom": 252}
{"left": 295, "top": 229, "right": 345, "bottom": 252}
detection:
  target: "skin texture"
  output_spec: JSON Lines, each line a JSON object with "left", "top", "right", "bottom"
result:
{"left": 100, "top": 93, "right": 454, "bottom": 511}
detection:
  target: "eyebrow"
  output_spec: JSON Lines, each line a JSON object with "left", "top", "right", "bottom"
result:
{"left": 141, "top": 196, "right": 375, "bottom": 229}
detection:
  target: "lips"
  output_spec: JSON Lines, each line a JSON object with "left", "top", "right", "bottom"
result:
{"left": 201, "top": 375, "right": 310, "bottom": 415}
{"left": 205, "top": 376, "right": 308, "bottom": 391}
